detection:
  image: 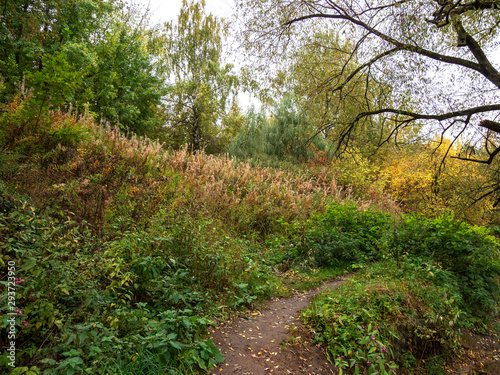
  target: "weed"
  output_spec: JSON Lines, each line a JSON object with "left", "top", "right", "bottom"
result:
{"left": 302, "top": 253, "right": 499, "bottom": 374}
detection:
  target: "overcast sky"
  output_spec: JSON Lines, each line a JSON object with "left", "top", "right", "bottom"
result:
{"left": 136, "top": 0, "right": 261, "bottom": 110}
{"left": 142, "top": 0, "right": 235, "bottom": 23}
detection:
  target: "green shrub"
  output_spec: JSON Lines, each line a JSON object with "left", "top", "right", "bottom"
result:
{"left": 280, "top": 202, "right": 392, "bottom": 268}
{"left": 388, "top": 213, "right": 500, "bottom": 314}
{"left": 0, "top": 93, "right": 89, "bottom": 158}
{"left": 301, "top": 211, "right": 500, "bottom": 374}
{"left": 285, "top": 205, "right": 500, "bottom": 318}
{"left": 0, "top": 183, "right": 225, "bottom": 374}
{"left": 302, "top": 260, "right": 464, "bottom": 374}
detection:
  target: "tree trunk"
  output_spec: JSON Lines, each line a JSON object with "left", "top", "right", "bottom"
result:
{"left": 192, "top": 106, "right": 201, "bottom": 153}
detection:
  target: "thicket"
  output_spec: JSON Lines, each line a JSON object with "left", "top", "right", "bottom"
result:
{"left": 277, "top": 202, "right": 500, "bottom": 374}
{"left": 0, "top": 102, "right": 245, "bottom": 373}
{"left": 1, "top": 1, "right": 499, "bottom": 374}
{"left": 1, "top": 90, "right": 499, "bottom": 375}
{"left": 383, "top": 140, "right": 499, "bottom": 227}
{"left": 0, "top": 95, "right": 369, "bottom": 374}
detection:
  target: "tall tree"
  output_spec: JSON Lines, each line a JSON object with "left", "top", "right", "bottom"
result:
{"left": 163, "top": 0, "right": 238, "bottom": 152}
{"left": 227, "top": 95, "right": 329, "bottom": 161}
{"left": 90, "top": 4, "right": 168, "bottom": 135}
{"left": 276, "top": 28, "right": 405, "bottom": 155}
{"left": 0, "top": 1, "right": 167, "bottom": 136}
{"left": 0, "top": 0, "right": 114, "bottom": 102}
{"left": 236, "top": 0, "right": 500, "bottom": 202}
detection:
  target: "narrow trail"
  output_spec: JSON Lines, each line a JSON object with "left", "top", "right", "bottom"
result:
{"left": 210, "top": 277, "right": 349, "bottom": 375}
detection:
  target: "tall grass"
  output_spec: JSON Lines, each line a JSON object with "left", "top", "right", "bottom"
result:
{"left": 0, "top": 95, "right": 400, "bottom": 374}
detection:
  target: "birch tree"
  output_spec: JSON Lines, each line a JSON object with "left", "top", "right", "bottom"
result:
{"left": 164, "top": 0, "right": 238, "bottom": 152}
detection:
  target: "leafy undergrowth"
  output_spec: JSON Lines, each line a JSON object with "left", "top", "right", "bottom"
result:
{"left": 293, "top": 210, "right": 500, "bottom": 375}
{"left": 0, "top": 183, "right": 231, "bottom": 374}
{"left": 0, "top": 96, "right": 498, "bottom": 375}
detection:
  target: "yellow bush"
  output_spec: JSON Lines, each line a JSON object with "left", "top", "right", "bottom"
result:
{"left": 383, "top": 139, "right": 494, "bottom": 226}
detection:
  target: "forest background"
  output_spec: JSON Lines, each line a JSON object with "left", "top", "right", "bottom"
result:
{"left": 1, "top": 0, "right": 499, "bottom": 225}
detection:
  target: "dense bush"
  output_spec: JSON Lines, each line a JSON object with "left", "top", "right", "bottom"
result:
{"left": 0, "top": 183, "right": 226, "bottom": 373}
{"left": 299, "top": 210, "right": 500, "bottom": 374}
{"left": 383, "top": 141, "right": 497, "bottom": 227}
{"left": 302, "top": 259, "right": 488, "bottom": 375}
{"left": 387, "top": 213, "right": 500, "bottom": 314}
{"left": 0, "top": 96, "right": 89, "bottom": 159}
{"left": 0, "top": 168, "right": 276, "bottom": 373}
{"left": 278, "top": 202, "right": 392, "bottom": 268}
{"left": 281, "top": 204, "right": 499, "bottom": 316}
{"left": 313, "top": 203, "right": 392, "bottom": 264}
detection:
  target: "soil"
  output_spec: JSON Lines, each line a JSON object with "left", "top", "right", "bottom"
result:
{"left": 209, "top": 277, "right": 348, "bottom": 375}
{"left": 443, "top": 329, "right": 500, "bottom": 375}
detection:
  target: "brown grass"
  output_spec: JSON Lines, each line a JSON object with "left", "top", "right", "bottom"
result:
{"left": 2, "top": 98, "right": 399, "bottom": 236}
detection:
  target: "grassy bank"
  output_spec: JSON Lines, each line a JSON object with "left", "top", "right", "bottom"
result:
{"left": 0, "top": 98, "right": 499, "bottom": 374}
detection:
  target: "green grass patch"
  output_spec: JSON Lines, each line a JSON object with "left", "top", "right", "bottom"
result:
{"left": 277, "top": 267, "right": 347, "bottom": 294}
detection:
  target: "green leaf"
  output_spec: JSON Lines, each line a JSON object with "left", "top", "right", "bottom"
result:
{"left": 170, "top": 341, "right": 185, "bottom": 350}
{"left": 40, "top": 358, "right": 57, "bottom": 365}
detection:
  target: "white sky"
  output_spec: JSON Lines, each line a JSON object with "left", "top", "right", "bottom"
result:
{"left": 143, "top": 0, "right": 235, "bottom": 23}
{"left": 136, "top": 0, "right": 261, "bottom": 110}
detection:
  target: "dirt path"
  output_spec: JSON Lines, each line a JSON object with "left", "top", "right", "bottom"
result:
{"left": 210, "top": 277, "right": 349, "bottom": 375}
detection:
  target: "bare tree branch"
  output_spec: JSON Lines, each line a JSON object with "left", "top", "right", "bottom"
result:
{"left": 348, "top": 104, "right": 500, "bottom": 128}
{"left": 284, "top": 11, "right": 500, "bottom": 89}
{"left": 452, "top": 146, "right": 500, "bottom": 164}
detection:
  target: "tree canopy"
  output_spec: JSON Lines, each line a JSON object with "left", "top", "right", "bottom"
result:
{"left": 235, "top": 0, "right": 500, "bottom": 202}
{"left": 236, "top": 0, "right": 500, "bottom": 154}
{"left": 162, "top": 0, "right": 238, "bottom": 152}
{"left": 0, "top": 0, "right": 167, "bottom": 134}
